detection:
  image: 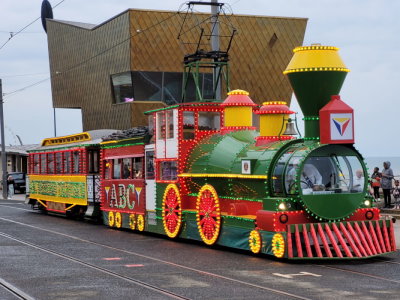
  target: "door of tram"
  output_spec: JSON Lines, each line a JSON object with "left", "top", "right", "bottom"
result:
{"left": 145, "top": 147, "right": 156, "bottom": 210}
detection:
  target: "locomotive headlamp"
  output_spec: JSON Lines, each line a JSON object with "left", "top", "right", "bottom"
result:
{"left": 364, "top": 200, "right": 371, "bottom": 207}
{"left": 278, "top": 202, "right": 287, "bottom": 210}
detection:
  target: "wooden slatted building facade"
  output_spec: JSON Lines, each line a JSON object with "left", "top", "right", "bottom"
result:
{"left": 47, "top": 9, "right": 307, "bottom": 131}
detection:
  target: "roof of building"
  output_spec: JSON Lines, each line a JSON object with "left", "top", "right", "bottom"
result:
{"left": 1, "top": 144, "right": 39, "bottom": 156}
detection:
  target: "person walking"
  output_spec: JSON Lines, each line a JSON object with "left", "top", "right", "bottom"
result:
{"left": 7, "top": 174, "right": 14, "bottom": 200}
{"left": 381, "top": 161, "right": 394, "bottom": 208}
{"left": 371, "top": 167, "right": 382, "bottom": 201}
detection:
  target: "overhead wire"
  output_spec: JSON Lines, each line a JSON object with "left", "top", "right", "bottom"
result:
{"left": 0, "top": 0, "right": 66, "bottom": 51}
{"left": 3, "top": 10, "right": 181, "bottom": 100}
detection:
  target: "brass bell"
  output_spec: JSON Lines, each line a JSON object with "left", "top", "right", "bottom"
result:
{"left": 283, "top": 120, "right": 297, "bottom": 135}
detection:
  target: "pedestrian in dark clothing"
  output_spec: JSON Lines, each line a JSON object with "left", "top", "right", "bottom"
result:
{"left": 371, "top": 167, "right": 381, "bottom": 201}
{"left": 381, "top": 161, "right": 394, "bottom": 208}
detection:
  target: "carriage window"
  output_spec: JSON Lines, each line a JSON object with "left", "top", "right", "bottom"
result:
{"left": 55, "top": 152, "right": 63, "bottom": 174}
{"left": 64, "top": 152, "right": 71, "bottom": 174}
{"left": 33, "top": 155, "right": 39, "bottom": 174}
{"left": 166, "top": 110, "right": 174, "bottom": 139}
{"left": 183, "top": 111, "right": 195, "bottom": 140}
{"left": 148, "top": 115, "right": 154, "bottom": 136}
{"left": 72, "top": 151, "right": 80, "bottom": 174}
{"left": 40, "top": 154, "right": 46, "bottom": 174}
{"left": 294, "top": 156, "right": 364, "bottom": 195}
{"left": 113, "top": 159, "right": 121, "bottom": 179}
{"left": 146, "top": 151, "right": 155, "bottom": 179}
{"left": 157, "top": 112, "right": 165, "bottom": 140}
{"left": 88, "top": 150, "right": 99, "bottom": 174}
{"left": 272, "top": 147, "right": 297, "bottom": 195}
{"left": 122, "top": 158, "right": 132, "bottom": 179}
{"left": 47, "top": 153, "right": 54, "bottom": 174}
{"left": 104, "top": 160, "right": 112, "bottom": 180}
{"left": 199, "top": 112, "right": 220, "bottom": 131}
{"left": 133, "top": 157, "right": 143, "bottom": 179}
{"left": 159, "top": 161, "right": 177, "bottom": 181}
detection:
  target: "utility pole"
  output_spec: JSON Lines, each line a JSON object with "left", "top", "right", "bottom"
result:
{"left": 211, "top": 0, "right": 221, "bottom": 100}
{"left": 0, "top": 80, "right": 8, "bottom": 199}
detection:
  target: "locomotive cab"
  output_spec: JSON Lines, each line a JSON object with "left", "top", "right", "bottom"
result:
{"left": 272, "top": 143, "right": 368, "bottom": 220}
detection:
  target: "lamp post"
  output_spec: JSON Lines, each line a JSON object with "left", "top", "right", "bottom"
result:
{"left": 0, "top": 79, "right": 7, "bottom": 199}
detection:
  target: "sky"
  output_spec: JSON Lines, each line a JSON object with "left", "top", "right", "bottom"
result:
{"left": 0, "top": 0, "right": 399, "bottom": 157}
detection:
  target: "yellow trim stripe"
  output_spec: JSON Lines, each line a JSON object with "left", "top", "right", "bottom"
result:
{"left": 36, "top": 199, "right": 47, "bottom": 208}
{"left": 41, "top": 132, "right": 91, "bottom": 146}
{"left": 178, "top": 173, "right": 267, "bottom": 179}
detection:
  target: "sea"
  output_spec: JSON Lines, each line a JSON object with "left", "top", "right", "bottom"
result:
{"left": 364, "top": 157, "right": 400, "bottom": 178}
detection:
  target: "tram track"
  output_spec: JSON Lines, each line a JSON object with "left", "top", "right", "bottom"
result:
{"left": 1, "top": 203, "right": 399, "bottom": 297}
{"left": 0, "top": 278, "right": 35, "bottom": 300}
{"left": 0, "top": 208, "right": 312, "bottom": 300}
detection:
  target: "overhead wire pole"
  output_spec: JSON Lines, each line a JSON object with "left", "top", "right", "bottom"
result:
{"left": 0, "top": 80, "right": 7, "bottom": 199}
{"left": 211, "top": 0, "right": 221, "bottom": 100}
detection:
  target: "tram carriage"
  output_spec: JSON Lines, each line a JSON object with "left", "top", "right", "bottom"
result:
{"left": 26, "top": 45, "right": 397, "bottom": 259}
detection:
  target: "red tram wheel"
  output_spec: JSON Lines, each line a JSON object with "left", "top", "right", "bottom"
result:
{"left": 196, "top": 184, "right": 221, "bottom": 245}
{"left": 162, "top": 184, "right": 182, "bottom": 238}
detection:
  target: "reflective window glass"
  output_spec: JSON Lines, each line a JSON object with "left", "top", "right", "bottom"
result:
{"left": 164, "top": 72, "right": 182, "bottom": 105}
{"left": 145, "top": 151, "right": 155, "bottom": 179}
{"left": 157, "top": 112, "right": 165, "bottom": 140}
{"left": 47, "top": 153, "right": 54, "bottom": 174}
{"left": 183, "top": 111, "right": 195, "bottom": 140}
{"left": 113, "top": 159, "right": 121, "bottom": 179}
{"left": 198, "top": 112, "right": 220, "bottom": 131}
{"left": 160, "top": 161, "right": 177, "bottom": 181}
{"left": 111, "top": 72, "right": 134, "bottom": 104}
{"left": 166, "top": 110, "right": 174, "bottom": 139}
{"left": 55, "top": 152, "right": 62, "bottom": 174}
{"left": 132, "top": 71, "right": 162, "bottom": 101}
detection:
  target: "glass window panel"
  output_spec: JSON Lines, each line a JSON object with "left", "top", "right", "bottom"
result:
{"left": 183, "top": 111, "right": 195, "bottom": 140}
{"left": 157, "top": 112, "right": 165, "bottom": 140}
{"left": 111, "top": 72, "right": 134, "bottom": 104}
{"left": 166, "top": 110, "right": 174, "bottom": 139}
{"left": 163, "top": 72, "right": 182, "bottom": 105}
{"left": 55, "top": 152, "right": 62, "bottom": 174}
{"left": 271, "top": 146, "right": 297, "bottom": 195}
{"left": 113, "top": 159, "right": 121, "bottom": 179}
{"left": 64, "top": 152, "right": 71, "bottom": 174}
{"left": 104, "top": 160, "right": 112, "bottom": 180}
{"left": 202, "top": 73, "right": 214, "bottom": 99}
{"left": 132, "top": 71, "right": 162, "bottom": 101}
{"left": 33, "top": 155, "right": 39, "bottom": 174}
{"left": 198, "top": 112, "right": 220, "bottom": 131}
{"left": 73, "top": 151, "right": 80, "bottom": 174}
{"left": 183, "top": 73, "right": 198, "bottom": 102}
{"left": 133, "top": 157, "right": 143, "bottom": 179}
{"left": 40, "top": 154, "right": 46, "bottom": 174}
{"left": 160, "top": 161, "right": 177, "bottom": 181}
{"left": 145, "top": 151, "right": 155, "bottom": 180}
{"left": 47, "top": 153, "right": 54, "bottom": 174}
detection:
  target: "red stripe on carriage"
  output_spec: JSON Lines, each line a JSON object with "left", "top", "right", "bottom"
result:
{"left": 340, "top": 223, "right": 362, "bottom": 257}
{"left": 375, "top": 220, "right": 386, "bottom": 252}
{"left": 354, "top": 222, "right": 373, "bottom": 256}
{"left": 287, "top": 225, "right": 293, "bottom": 258}
{"left": 294, "top": 224, "right": 303, "bottom": 258}
{"left": 361, "top": 222, "right": 377, "bottom": 254}
{"left": 382, "top": 220, "right": 391, "bottom": 252}
{"left": 309, "top": 224, "right": 323, "bottom": 258}
{"left": 389, "top": 219, "right": 396, "bottom": 251}
{"left": 317, "top": 223, "right": 333, "bottom": 258}
{"left": 347, "top": 223, "right": 368, "bottom": 256}
{"left": 368, "top": 221, "right": 382, "bottom": 254}
{"left": 302, "top": 224, "right": 313, "bottom": 258}
{"left": 332, "top": 223, "right": 353, "bottom": 258}
{"left": 324, "top": 224, "right": 343, "bottom": 258}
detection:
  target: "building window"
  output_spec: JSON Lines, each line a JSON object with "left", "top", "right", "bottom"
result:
{"left": 111, "top": 71, "right": 214, "bottom": 105}
{"left": 182, "top": 111, "right": 195, "bottom": 140}
{"left": 111, "top": 72, "right": 134, "bottom": 104}
{"left": 199, "top": 112, "right": 220, "bottom": 131}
